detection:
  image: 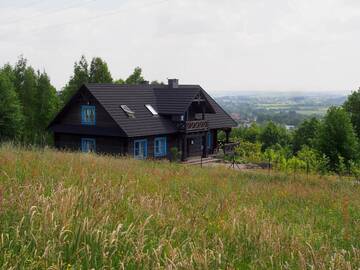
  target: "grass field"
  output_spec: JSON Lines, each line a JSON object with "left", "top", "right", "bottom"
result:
{"left": 0, "top": 145, "right": 359, "bottom": 269}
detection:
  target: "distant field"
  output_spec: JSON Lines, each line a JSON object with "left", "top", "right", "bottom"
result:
{"left": 254, "top": 104, "right": 329, "bottom": 115}
{"left": 0, "top": 145, "right": 359, "bottom": 269}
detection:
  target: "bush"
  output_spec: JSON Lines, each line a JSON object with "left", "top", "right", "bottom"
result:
{"left": 170, "top": 147, "right": 181, "bottom": 162}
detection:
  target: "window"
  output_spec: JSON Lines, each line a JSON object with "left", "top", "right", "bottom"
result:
{"left": 134, "top": 139, "right": 147, "bottom": 159}
{"left": 207, "top": 131, "right": 212, "bottom": 149}
{"left": 81, "top": 138, "right": 96, "bottom": 153}
{"left": 120, "top": 105, "right": 135, "bottom": 118}
{"left": 81, "top": 105, "right": 96, "bottom": 125}
{"left": 145, "top": 104, "right": 158, "bottom": 116}
{"left": 154, "top": 137, "right": 167, "bottom": 157}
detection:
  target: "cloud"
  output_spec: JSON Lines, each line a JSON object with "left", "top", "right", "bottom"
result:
{"left": 0, "top": 0, "right": 359, "bottom": 92}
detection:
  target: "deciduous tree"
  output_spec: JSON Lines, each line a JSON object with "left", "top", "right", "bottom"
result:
{"left": 0, "top": 71, "right": 22, "bottom": 140}
{"left": 317, "top": 106, "right": 358, "bottom": 170}
{"left": 343, "top": 87, "right": 360, "bottom": 138}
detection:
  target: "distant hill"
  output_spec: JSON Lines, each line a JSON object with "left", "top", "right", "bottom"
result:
{"left": 215, "top": 93, "right": 347, "bottom": 126}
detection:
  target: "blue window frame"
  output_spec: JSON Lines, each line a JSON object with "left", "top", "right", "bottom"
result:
{"left": 81, "top": 138, "right": 96, "bottom": 153}
{"left": 81, "top": 105, "right": 96, "bottom": 125}
{"left": 154, "top": 137, "right": 167, "bottom": 157}
{"left": 134, "top": 139, "right": 148, "bottom": 159}
{"left": 207, "top": 131, "right": 212, "bottom": 149}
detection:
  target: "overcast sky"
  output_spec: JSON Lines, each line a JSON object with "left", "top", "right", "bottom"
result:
{"left": 0, "top": 0, "right": 360, "bottom": 94}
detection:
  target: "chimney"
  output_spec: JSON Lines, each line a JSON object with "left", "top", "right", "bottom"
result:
{"left": 168, "top": 78, "right": 179, "bottom": 88}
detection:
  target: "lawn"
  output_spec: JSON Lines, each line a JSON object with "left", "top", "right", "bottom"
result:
{"left": 0, "top": 144, "right": 359, "bottom": 269}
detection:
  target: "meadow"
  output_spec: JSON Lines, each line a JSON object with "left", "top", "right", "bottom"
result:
{"left": 0, "top": 144, "right": 359, "bottom": 269}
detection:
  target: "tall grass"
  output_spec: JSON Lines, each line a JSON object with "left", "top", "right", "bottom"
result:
{"left": 0, "top": 143, "right": 359, "bottom": 269}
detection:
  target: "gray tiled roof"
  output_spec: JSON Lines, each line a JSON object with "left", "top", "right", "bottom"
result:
{"left": 50, "top": 83, "right": 237, "bottom": 137}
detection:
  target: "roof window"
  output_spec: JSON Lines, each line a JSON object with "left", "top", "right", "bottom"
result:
{"left": 145, "top": 104, "right": 158, "bottom": 116}
{"left": 120, "top": 105, "right": 135, "bottom": 118}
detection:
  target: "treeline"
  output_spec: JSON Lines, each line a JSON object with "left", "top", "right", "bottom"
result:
{"left": 227, "top": 92, "right": 360, "bottom": 174}
{"left": 0, "top": 55, "right": 152, "bottom": 144}
{"left": 256, "top": 110, "right": 310, "bottom": 126}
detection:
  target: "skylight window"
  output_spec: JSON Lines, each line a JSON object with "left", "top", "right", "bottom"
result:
{"left": 145, "top": 104, "right": 158, "bottom": 116}
{"left": 120, "top": 105, "right": 135, "bottom": 118}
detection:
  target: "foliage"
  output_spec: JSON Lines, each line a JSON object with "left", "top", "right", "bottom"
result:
{"left": 234, "top": 140, "right": 262, "bottom": 163}
{"left": 232, "top": 123, "right": 260, "bottom": 143}
{"left": 343, "top": 87, "right": 360, "bottom": 138}
{"left": 1, "top": 145, "right": 360, "bottom": 269}
{"left": 256, "top": 110, "right": 309, "bottom": 126}
{"left": 116, "top": 67, "right": 146, "bottom": 85}
{"left": 125, "top": 67, "right": 145, "bottom": 85}
{"left": 34, "top": 72, "right": 59, "bottom": 142}
{"left": 0, "top": 56, "right": 59, "bottom": 144}
{"left": 317, "top": 106, "right": 358, "bottom": 170}
{"left": 89, "top": 57, "right": 113, "bottom": 83}
{"left": 0, "top": 71, "right": 22, "bottom": 140}
{"left": 297, "top": 146, "right": 318, "bottom": 173}
{"left": 259, "top": 121, "right": 289, "bottom": 151}
{"left": 292, "top": 117, "right": 320, "bottom": 153}
{"left": 60, "top": 55, "right": 89, "bottom": 104}
{"left": 169, "top": 147, "right": 181, "bottom": 162}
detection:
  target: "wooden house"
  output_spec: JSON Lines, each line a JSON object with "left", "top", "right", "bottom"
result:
{"left": 48, "top": 79, "right": 237, "bottom": 161}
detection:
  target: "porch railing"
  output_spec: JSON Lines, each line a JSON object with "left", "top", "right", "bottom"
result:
{"left": 177, "top": 120, "right": 209, "bottom": 132}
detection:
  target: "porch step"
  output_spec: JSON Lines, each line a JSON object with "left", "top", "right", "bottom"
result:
{"left": 182, "top": 156, "right": 221, "bottom": 165}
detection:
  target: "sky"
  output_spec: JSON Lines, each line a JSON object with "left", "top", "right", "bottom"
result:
{"left": 0, "top": 0, "right": 360, "bottom": 94}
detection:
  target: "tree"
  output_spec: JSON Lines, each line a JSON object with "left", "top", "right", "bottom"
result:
{"left": 297, "top": 146, "right": 318, "bottom": 175}
{"left": 60, "top": 55, "right": 89, "bottom": 103}
{"left": 317, "top": 106, "right": 358, "bottom": 170}
{"left": 259, "top": 121, "right": 289, "bottom": 151}
{"left": 0, "top": 71, "right": 23, "bottom": 140}
{"left": 244, "top": 123, "right": 260, "bottom": 143}
{"left": 292, "top": 117, "right": 320, "bottom": 153}
{"left": 343, "top": 87, "right": 360, "bottom": 138}
{"left": 125, "top": 67, "right": 144, "bottom": 85}
{"left": 14, "top": 64, "right": 38, "bottom": 142}
{"left": 235, "top": 140, "right": 262, "bottom": 163}
{"left": 35, "top": 72, "right": 59, "bottom": 133}
{"left": 3, "top": 56, "right": 60, "bottom": 144}
{"left": 89, "top": 57, "right": 113, "bottom": 83}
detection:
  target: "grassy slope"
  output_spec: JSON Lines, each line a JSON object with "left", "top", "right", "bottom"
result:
{"left": 0, "top": 145, "right": 359, "bottom": 269}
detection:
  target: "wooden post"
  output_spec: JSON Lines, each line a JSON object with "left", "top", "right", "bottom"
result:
{"left": 225, "top": 129, "right": 230, "bottom": 143}
{"left": 202, "top": 102, "right": 205, "bottom": 120}
{"left": 213, "top": 130, "right": 218, "bottom": 154}
{"left": 202, "top": 134, "right": 207, "bottom": 158}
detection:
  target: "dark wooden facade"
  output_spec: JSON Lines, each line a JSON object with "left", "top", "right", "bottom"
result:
{"left": 48, "top": 80, "right": 237, "bottom": 161}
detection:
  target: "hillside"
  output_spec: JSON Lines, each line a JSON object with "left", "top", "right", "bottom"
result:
{"left": 0, "top": 145, "right": 359, "bottom": 269}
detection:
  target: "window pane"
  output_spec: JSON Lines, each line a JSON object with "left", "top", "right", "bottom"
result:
{"left": 145, "top": 104, "right": 158, "bottom": 116}
{"left": 155, "top": 138, "right": 166, "bottom": 157}
{"left": 82, "top": 106, "right": 95, "bottom": 125}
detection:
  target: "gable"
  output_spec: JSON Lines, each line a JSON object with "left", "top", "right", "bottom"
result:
{"left": 48, "top": 86, "right": 127, "bottom": 137}
{"left": 202, "top": 89, "right": 238, "bottom": 129}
